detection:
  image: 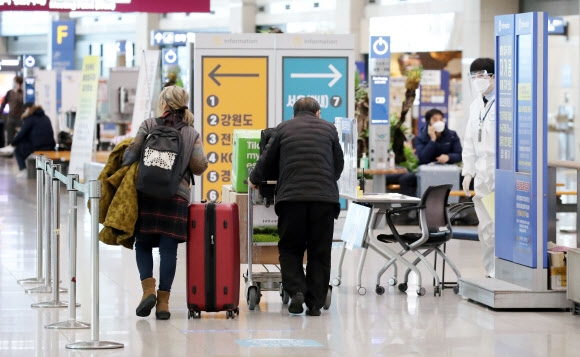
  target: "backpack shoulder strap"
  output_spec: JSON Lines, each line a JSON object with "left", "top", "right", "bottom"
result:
{"left": 154, "top": 117, "right": 164, "bottom": 126}
{"left": 174, "top": 121, "right": 188, "bottom": 131}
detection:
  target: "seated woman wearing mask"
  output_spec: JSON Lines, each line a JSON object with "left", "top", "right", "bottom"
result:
{"left": 397, "top": 108, "right": 463, "bottom": 198}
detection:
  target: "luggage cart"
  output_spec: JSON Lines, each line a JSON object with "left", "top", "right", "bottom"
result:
{"left": 244, "top": 184, "right": 332, "bottom": 310}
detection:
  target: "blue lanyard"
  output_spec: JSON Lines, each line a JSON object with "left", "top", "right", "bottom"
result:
{"left": 479, "top": 99, "right": 495, "bottom": 124}
{"left": 478, "top": 99, "right": 494, "bottom": 142}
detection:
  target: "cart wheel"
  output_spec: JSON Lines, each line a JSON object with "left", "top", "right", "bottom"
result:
{"left": 323, "top": 285, "right": 332, "bottom": 310}
{"left": 375, "top": 285, "right": 385, "bottom": 295}
{"left": 417, "top": 287, "right": 426, "bottom": 296}
{"left": 453, "top": 285, "right": 460, "bottom": 294}
{"left": 388, "top": 277, "right": 397, "bottom": 286}
{"left": 332, "top": 277, "right": 341, "bottom": 286}
{"left": 248, "top": 287, "right": 258, "bottom": 310}
{"left": 398, "top": 283, "right": 408, "bottom": 293}
{"left": 357, "top": 286, "right": 366, "bottom": 295}
{"left": 256, "top": 287, "right": 262, "bottom": 304}
{"left": 234, "top": 307, "right": 240, "bottom": 315}
{"left": 434, "top": 286, "right": 441, "bottom": 297}
{"left": 226, "top": 310, "right": 235, "bottom": 319}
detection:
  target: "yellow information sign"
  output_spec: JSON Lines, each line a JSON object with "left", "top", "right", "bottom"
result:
{"left": 202, "top": 56, "right": 268, "bottom": 201}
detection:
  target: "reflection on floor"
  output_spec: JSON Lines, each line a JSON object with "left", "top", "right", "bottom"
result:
{"left": 1, "top": 157, "right": 579, "bottom": 357}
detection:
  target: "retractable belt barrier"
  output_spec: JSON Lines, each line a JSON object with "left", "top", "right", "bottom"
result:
{"left": 19, "top": 155, "right": 123, "bottom": 350}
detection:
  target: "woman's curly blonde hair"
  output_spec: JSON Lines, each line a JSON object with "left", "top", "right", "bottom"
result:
{"left": 157, "top": 85, "right": 194, "bottom": 125}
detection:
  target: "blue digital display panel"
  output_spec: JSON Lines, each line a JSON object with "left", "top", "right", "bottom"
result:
{"left": 495, "top": 12, "right": 547, "bottom": 269}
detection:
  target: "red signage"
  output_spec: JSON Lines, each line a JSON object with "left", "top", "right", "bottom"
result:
{"left": 0, "top": 1, "right": 210, "bottom": 13}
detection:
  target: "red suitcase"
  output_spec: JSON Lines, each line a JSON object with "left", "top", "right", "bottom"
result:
{"left": 187, "top": 201, "right": 240, "bottom": 319}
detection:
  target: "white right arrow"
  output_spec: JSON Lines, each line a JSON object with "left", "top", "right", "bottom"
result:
{"left": 290, "top": 64, "right": 342, "bottom": 88}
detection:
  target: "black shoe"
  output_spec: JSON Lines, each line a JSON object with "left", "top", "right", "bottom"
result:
{"left": 306, "top": 308, "right": 321, "bottom": 316}
{"left": 288, "top": 292, "right": 305, "bottom": 314}
{"left": 136, "top": 294, "right": 157, "bottom": 317}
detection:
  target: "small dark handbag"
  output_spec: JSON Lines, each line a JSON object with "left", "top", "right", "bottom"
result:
{"left": 57, "top": 131, "right": 73, "bottom": 151}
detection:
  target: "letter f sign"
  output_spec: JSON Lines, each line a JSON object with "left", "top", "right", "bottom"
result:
{"left": 57, "top": 25, "right": 68, "bottom": 45}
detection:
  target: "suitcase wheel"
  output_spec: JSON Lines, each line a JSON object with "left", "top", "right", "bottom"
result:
{"left": 188, "top": 309, "right": 201, "bottom": 319}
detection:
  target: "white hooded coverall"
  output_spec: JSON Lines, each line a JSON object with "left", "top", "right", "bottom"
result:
{"left": 462, "top": 93, "right": 496, "bottom": 277}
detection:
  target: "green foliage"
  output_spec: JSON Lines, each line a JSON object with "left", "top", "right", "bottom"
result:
{"left": 252, "top": 226, "right": 279, "bottom": 243}
{"left": 389, "top": 114, "right": 419, "bottom": 172}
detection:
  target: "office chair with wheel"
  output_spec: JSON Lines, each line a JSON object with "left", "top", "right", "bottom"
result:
{"left": 374, "top": 184, "right": 461, "bottom": 296}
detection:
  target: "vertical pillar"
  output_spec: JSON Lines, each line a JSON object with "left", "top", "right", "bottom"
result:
{"left": 134, "top": 13, "right": 161, "bottom": 67}
{"left": 457, "top": 0, "right": 483, "bottom": 141}
{"left": 335, "top": 0, "right": 365, "bottom": 61}
{"left": 229, "top": 0, "right": 256, "bottom": 33}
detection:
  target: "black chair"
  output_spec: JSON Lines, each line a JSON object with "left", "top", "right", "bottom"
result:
{"left": 374, "top": 184, "right": 461, "bottom": 296}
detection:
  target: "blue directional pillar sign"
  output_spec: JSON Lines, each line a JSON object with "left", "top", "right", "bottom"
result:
{"left": 162, "top": 47, "right": 178, "bottom": 66}
{"left": 23, "top": 55, "right": 36, "bottom": 104}
{"left": 282, "top": 57, "right": 347, "bottom": 123}
{"left": 369, "top": 36, "right": 391, "bottom": 124}
{"left": 494, "top": 15, "right": 517, "bottom": 266}
{"left": 495, "top": 12, "right": 548, "bottom": 270}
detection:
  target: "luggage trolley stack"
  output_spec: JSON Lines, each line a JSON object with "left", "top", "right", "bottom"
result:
{"left": 245, "top": 182, "right": 332, "bottom": 310}
{"left": 244, "top": 183, "right": 288, "bottom": 310}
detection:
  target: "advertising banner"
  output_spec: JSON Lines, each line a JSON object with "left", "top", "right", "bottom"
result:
{"left": 0, "top": 1, "right": 210, "bottom": 13}
{"left": 68, "top": 56, "right": 100, "bottom": 180}
{"left": 418, "top": 70, "right": 449, "bottom": 132}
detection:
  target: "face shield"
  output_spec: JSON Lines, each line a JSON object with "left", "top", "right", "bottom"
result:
{"left": 468, "top": 70, "right": 493, "bottom": 97}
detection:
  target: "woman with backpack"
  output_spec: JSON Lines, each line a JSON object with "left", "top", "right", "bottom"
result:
{"left": 122, "top": 85, "right": 208, "bottom": 320}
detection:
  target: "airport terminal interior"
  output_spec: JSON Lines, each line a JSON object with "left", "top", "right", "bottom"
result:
{"left": 2, "top": 0, "right": 580, "bottom": 356}
{"left": 1, "top": 157, "right": 580, "bottom": 356}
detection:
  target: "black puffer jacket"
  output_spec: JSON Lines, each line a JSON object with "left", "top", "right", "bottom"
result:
{"left": 250, "top": 113, "right": 344, "bottom": 217}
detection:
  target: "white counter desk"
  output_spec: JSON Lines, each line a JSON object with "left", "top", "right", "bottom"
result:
{"left": 336, "top": 193, "right": 421, "bottom": 295}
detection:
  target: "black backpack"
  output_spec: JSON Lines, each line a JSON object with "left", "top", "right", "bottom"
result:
{"left": 136, "top": 118, "right": 188, "bottom": 198}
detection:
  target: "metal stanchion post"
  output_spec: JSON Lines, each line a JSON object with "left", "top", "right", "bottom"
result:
{"left": 32, "top": 164, "right": 68, "bottom": 308}
{"left": 46, "top": 174, "right": 89, "bottom": 329}
{"left": 18, "top": 155, "right": 46, "bottom": 285}
{"left": 27, "top": 159, "right": 53, "bottom": 294}
{"left": 67, "top": 180, "right": 123, "bottom": 350}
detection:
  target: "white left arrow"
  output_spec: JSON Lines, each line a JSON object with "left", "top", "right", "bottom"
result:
{"left": 290, "top": 64, "right": 342, "bottom": 88}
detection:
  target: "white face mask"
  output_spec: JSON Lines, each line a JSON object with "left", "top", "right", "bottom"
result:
{"left": 432, "top": 121, "right": 445, "bottom": 133}
{"left": 472, "top": 78, "right": 490, "bottom": 94}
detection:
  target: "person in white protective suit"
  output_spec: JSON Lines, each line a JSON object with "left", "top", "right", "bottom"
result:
{"left": 462, "top": 58, "right": 496, "bottom": 278}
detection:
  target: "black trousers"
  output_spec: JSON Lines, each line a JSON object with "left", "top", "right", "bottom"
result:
{"left": 277, "top": 201, "right": 335, "bottom": 309}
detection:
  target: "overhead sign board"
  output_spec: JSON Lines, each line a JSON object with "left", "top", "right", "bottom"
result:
{"left": 282, "top": 57, "right": 347, "bottom": 122}
{"left": 547, "top": 17, "right": 567, "bottom": 35}
{"left": 151, "top": 31, "right": 195, "bottom": 46}
{"left": 201, "top": 56, "right": 268, "bottom": 201}
{"left": 0, "top": 0, "right": 210, "bottom": 13}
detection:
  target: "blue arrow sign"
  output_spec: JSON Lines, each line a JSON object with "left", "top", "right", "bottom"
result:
{"left": 282, "top": 57, "right": 348, "bottom": 123}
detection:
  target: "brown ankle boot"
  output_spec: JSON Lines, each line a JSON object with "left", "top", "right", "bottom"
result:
{"left": 155, "top": 290, "right": 171, "bottom": 320}
{"left": 136, "top": 277, "right": 157, "bottom": 317}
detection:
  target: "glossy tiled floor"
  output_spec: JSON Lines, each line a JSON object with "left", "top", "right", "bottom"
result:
{"left": 1, "top": 157, "right": 580, "bottom": 357}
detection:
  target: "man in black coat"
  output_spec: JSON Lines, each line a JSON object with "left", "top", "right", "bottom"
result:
{"left": 249, "top": 97, "right": 344, "bottom": 316}
{"left": 12, "top": 103, "right": 56, "bottom": 176}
